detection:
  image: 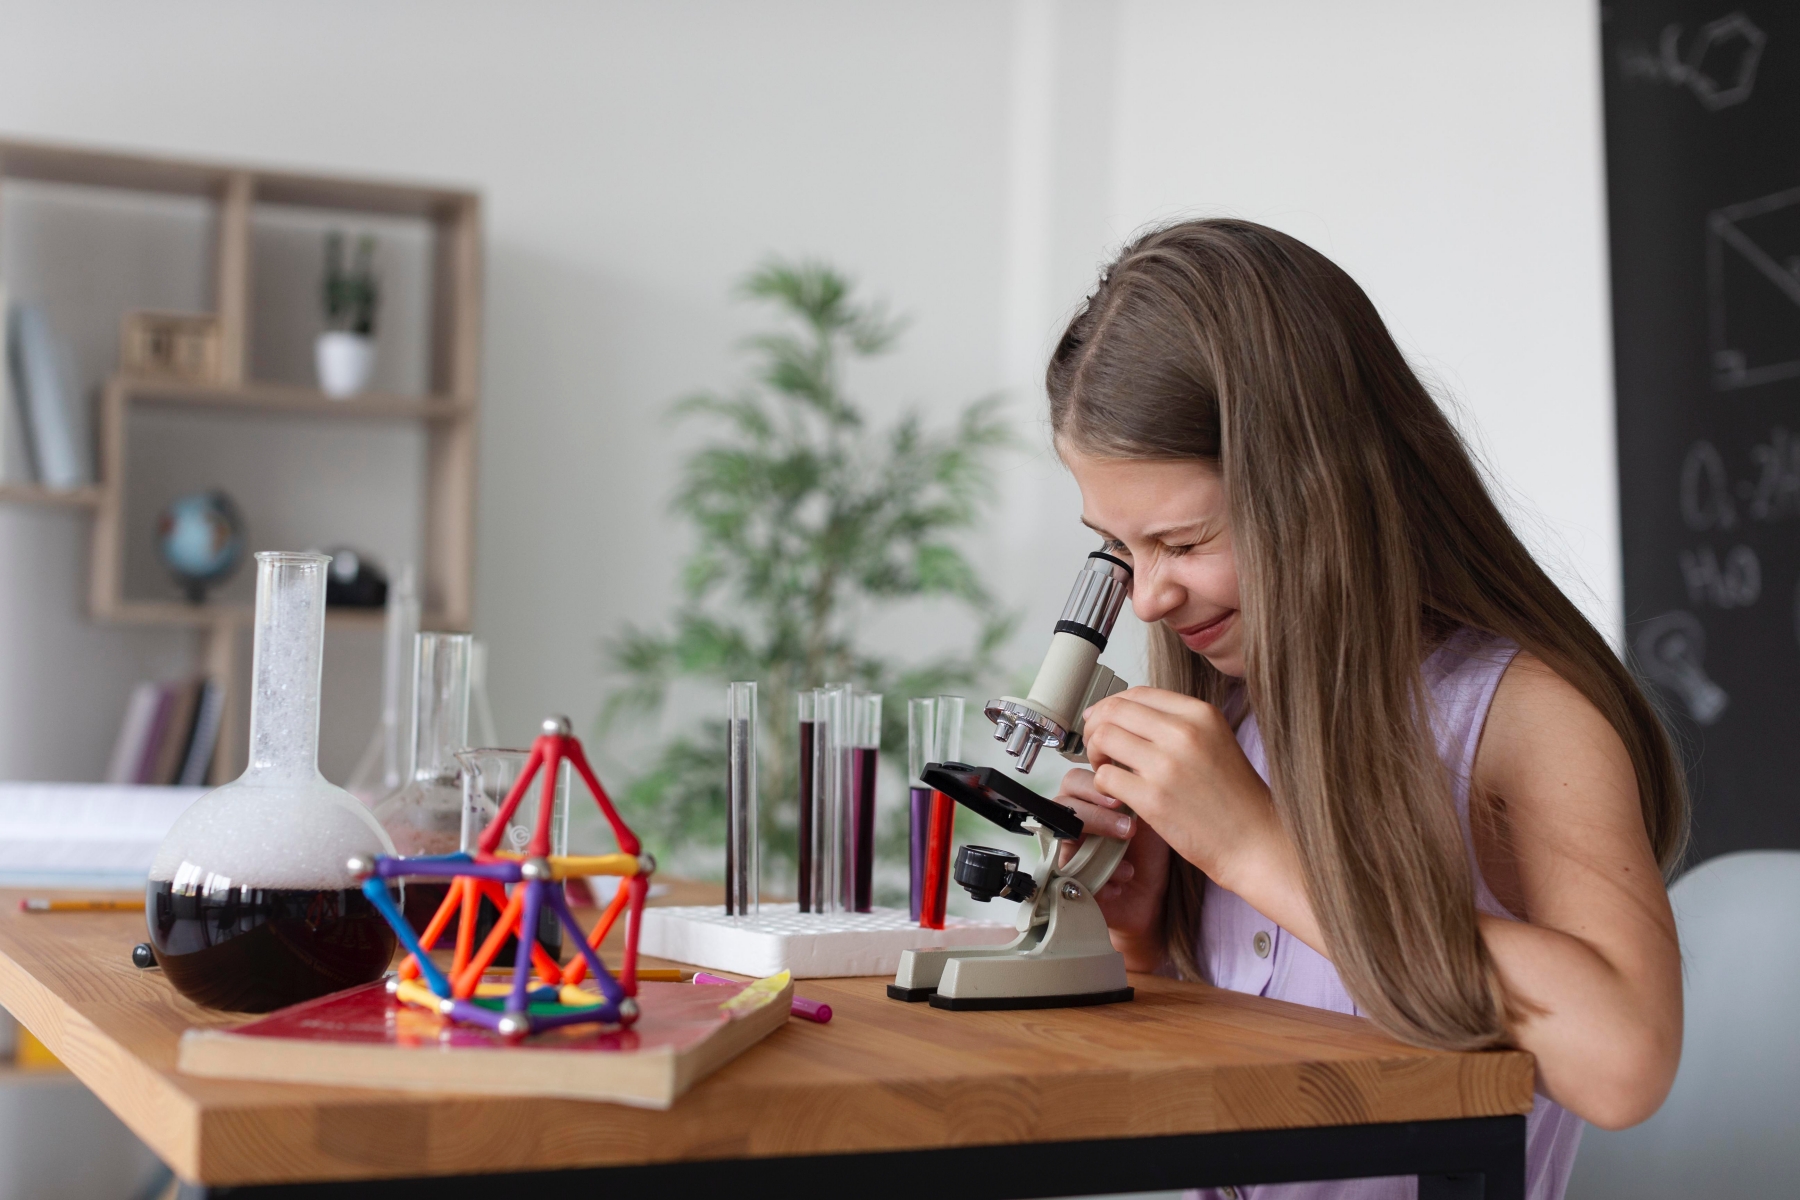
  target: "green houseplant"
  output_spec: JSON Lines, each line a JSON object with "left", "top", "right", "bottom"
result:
{"left": 602, "top": 260, "right": 1014, "bottom": 886}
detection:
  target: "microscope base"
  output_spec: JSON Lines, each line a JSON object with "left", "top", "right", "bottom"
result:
{"left": 925, "top": 986, "right": 1133, "bottom": 1011}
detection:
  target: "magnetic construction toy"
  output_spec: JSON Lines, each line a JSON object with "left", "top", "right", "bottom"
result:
{"left": 349, "top": 716, "right": 654, "bottom": 1038}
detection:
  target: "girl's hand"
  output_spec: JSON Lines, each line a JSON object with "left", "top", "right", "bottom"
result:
{"left": 1082, "top": 687, "right": 1302, "bottom": 927}
{"left": 1054, "top": 767, "right": 1172, "bottom": 971}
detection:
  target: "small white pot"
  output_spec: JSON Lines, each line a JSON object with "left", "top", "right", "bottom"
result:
{"left": 315, "top": 331, "right": 376, "bottom": 398}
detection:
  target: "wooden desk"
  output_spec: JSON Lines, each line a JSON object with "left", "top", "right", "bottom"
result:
{"left": 0, "top": 888, "right": 1534, "bottom": 1198}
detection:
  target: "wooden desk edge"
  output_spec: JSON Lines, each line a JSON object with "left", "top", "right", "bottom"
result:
{"left": 0, "top": 940, "right": 208, "bottom": 1178}
{"left": 0, "top": 898, "right": 1537, "bottom": 1187}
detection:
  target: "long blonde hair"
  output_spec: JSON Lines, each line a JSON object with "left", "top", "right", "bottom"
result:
{"left": 1047, "top": 219, "right": 1686, "bottom": 1050}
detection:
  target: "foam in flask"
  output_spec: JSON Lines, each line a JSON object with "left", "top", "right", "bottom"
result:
{"left": 145, "top": 552, "right": 398, "bottom": 1012}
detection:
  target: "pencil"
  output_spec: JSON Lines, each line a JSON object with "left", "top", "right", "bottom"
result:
{"left": 19, "top": 898, "right": 145, "bottom": 913}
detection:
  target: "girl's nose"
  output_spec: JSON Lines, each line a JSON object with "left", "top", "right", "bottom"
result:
{"left": 1131, "top": 562, "right": 1183, "bottom": 626}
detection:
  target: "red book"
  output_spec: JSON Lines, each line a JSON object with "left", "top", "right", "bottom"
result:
{"left": 178, "top": 975, "right": 794, "bottom": 1108}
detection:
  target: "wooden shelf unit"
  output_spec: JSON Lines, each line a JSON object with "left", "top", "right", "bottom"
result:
{"left": 0, "top": 136, "right": 483, "bottom": 781}
{"left": 0, "top": 483, "right": 101, "bottom": 509}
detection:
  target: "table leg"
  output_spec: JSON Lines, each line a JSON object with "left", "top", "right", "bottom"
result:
{"left": 168, "top": 1115, "right": 1526, "bottom": 1199}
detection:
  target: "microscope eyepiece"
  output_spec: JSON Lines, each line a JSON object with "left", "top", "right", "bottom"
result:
{"left": 954, "top": 844, "right": 1039, "bottom": 904}
{"left": 1056, "top": 551, "right": 1133, "bottom": 650}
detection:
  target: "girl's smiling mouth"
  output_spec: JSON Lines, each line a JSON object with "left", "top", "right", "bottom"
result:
{"left": 1176, "top": 610, "right": 1235, "bottom": 652}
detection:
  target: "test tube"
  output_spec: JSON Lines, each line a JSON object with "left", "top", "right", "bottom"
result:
{"left": 850, "top": 692, "right": 882, "bottom": 913}
{"left": 907, "top": 697, "right": 938, "bottom": 921}
{"left": 813, "top": 690, "right": 846, "bottom": 913}
{"left": 796, "top": 690, "right": 821, "bottom": 913}
{"left": 920, "top": 695, "right": 966, "bottom": 929}
{"left": 822, "top": 683, "right": 853, "bottom": 913}
{"left": 726, "top": 682, "right": 759, "bottom": 917}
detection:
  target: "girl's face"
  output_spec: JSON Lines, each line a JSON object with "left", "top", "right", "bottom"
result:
{"left": 1062, "top": 449, "right": 1245, "bottom": 678}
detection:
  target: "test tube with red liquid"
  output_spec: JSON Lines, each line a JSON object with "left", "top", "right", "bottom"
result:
{"left": 919, "top": 695, "right": 964, "bottom": 929}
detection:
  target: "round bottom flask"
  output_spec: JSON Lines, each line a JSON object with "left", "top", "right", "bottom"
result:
{"left": 147, "top": 553, "right": 397, "bottom": 1012}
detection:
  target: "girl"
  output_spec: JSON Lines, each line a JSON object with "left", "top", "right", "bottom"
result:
{"left": 1047, "top": 220, "right": 1684, "bottom": 1200}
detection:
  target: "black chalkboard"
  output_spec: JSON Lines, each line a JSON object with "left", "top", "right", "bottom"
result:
{"left": 1603, "top": 4, "right": 1800, "bottom": 863}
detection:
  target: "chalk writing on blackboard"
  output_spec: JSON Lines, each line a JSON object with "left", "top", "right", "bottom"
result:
{"left": 1681, "top": 441, "right": 1736, "bottom": 530}
{"left": 1709, "top": 185, "right": 1800, "bottom": 389}
{"left": 1680, "top": 432, "right": 1800, "bottom": 529}
{"left": 1633, "top": 610, "right": 1730, "bottom": 726}
{"left": 1679, "top": 545, "right": 1760, "bottom": 608}
{"left": 1617, "top": 13, "right": 1765, "bottom": 111}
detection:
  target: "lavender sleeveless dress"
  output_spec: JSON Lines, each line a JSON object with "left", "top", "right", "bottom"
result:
{"left": 1190, "top": 629, "right": 1583, "bottom": 1200}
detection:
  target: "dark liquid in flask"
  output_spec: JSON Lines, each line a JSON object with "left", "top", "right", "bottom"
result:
{"left": 401, "top": 880, "right": 451, "bottom": 935}
{"left": 470, "top": 885, "right": 566, "bottom": 964}
{"left": 147, "top": 880, "right": 397, "bottom": 1012}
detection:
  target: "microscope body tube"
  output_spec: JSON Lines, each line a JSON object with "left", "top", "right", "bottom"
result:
{"left": 988, "top": 551, "right": 1132, "bottom": 772}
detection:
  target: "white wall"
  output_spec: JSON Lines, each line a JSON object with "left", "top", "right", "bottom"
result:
{"left": 0, "top": 0, "right": 1615, "bottom": 784}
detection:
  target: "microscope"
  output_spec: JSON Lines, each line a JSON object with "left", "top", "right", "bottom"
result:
{"left": 890, "top": 550, "right": 1138, "bottom": 1009}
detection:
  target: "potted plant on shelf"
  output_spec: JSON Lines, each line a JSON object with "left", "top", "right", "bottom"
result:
{"left": 316, "top": 231, "right": 379, "bottom": 398}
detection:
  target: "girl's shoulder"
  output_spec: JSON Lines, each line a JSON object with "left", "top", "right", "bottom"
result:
{"left": 1474, "top": 646, "right": 1639, "bottom": 819}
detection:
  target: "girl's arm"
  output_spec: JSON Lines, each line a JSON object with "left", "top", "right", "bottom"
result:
{"left": 1460, "top": 653, "right": 1682, "bottom": 1130}
{"left": 1076, "top": 671, "right": 1682, "bottom": 1131}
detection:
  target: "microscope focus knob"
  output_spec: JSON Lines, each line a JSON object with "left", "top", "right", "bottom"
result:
{"left": 954, "top": 845, "right": 1039, "bottom": 904}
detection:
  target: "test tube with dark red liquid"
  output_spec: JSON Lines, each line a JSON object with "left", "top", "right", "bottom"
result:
{"left": 725, "top": 682, "right": 759, "bottom": 917}
{"left": 920, "top": 695, "right": 964, "bottom": 929}
{"left": 906, "top": 697, "right": 937, "bottom": 921}
{"left": 796, "top": 690, "right": 822, "bottom": 913}
{"left": 850, "top": 692, "right": 882, "bottom": 913}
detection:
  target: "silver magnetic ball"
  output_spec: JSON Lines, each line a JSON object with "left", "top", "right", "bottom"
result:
{"left": 637, "top": 853, "right": 658, "bottom": 875}
{"left": 438, "top": 998, "right": 456, "bottom": 1016}
{"left": 384, "top": 976, "right": 401, "bottom": 995}
{"left": 345, "top": 855, "right": 373, "bottom": 880}
{"left": 496, "top": 1015, "right": 527, "bottom": 1037}
{"left": 542, "top": 715, "right": 573, "bottom": 737}
{"left": 521, "top": 857, "right": 552, "bottom": 881}
{"left": 1060, "top": 881, "right": 1083, "bottom": 901}
{"left": 618, "top": 997, "right": 639, "bottom": 1021}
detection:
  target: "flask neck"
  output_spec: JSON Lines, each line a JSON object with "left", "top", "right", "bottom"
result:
{"left": 244, "top": 552, "right": 330, "bottom": 783}
{"left": 411, "top": 632, "right": 472, "bottom": 781}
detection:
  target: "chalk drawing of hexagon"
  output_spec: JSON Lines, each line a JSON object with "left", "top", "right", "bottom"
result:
{"left": 1673, "top": 12, "right": 1765, "bottom": 111}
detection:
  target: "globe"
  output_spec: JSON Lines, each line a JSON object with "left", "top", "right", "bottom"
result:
{"left": 156, "top": 490, "right": 246, "bottom": 603}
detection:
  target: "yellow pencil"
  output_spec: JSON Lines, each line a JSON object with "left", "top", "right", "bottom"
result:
{"left": 18, "top": 898, "right": 144, "bottom": 913}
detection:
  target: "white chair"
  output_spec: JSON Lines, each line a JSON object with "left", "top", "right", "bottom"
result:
{"left": 1567, "top": 850, "right": 1800, "bottom": 1198}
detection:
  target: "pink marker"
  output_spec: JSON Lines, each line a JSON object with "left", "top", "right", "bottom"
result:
{"left": 692, "top": 970, "right": 832, "bottom": 1023}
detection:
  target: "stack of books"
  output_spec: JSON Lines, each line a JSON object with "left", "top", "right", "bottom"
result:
{"left": 106, "top": 678, "right": 224, "bottom": 787}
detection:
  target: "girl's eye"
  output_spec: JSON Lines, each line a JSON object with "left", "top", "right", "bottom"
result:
{"left": 1101, "top": 538, "right": 1128, "bottom": 555}
{"left": 1163, "top": 543, "right": 1196, "bottom": 557}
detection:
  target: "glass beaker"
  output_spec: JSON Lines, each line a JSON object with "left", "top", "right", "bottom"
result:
{"left": 146, "top": 552, "right": 398, "bottom": 1012}
{"left": 457, "top": 747, "right": 569, "bottom": 959}
{"left": 372, "top": 632, "right": 472, "bottom": 931}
